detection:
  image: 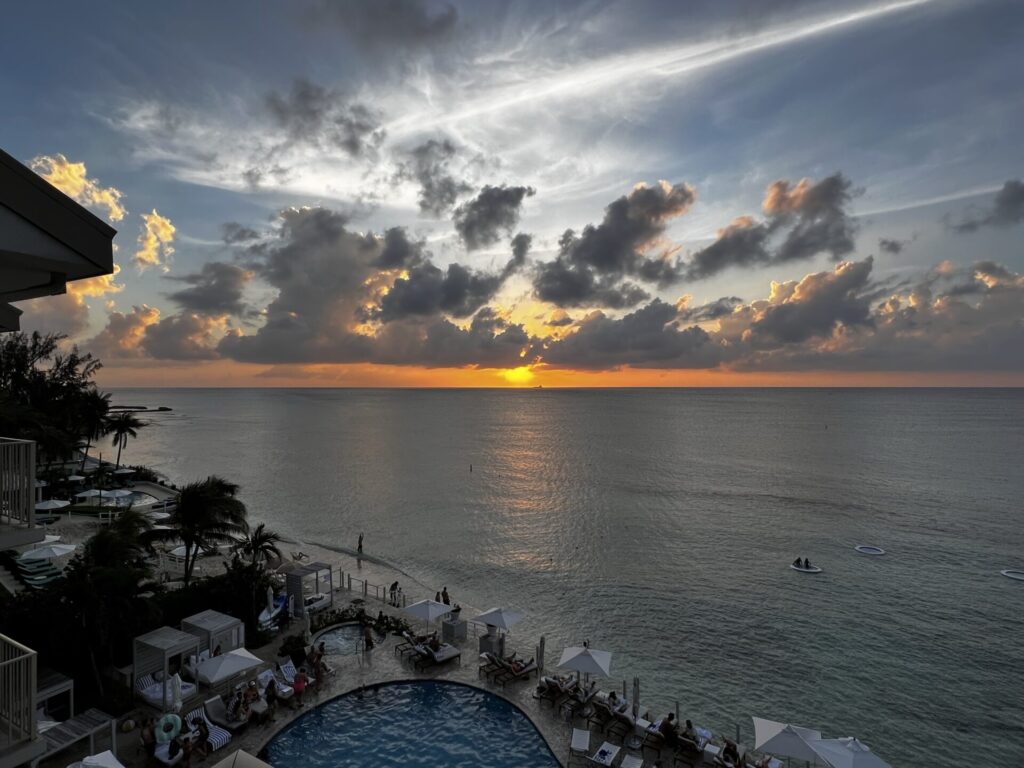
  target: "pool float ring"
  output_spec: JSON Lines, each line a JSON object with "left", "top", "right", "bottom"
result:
{"left": 855, "top": 545, "right": 886, "bottom": 556}
{"left": 790, "top": 564, "right": 822, "bottom": 573}
{"left": 1001, "top": 570, "right": 1024, "bottom": 581}
{"left": 155, "top": 714, "right": 181, "bottom": 743}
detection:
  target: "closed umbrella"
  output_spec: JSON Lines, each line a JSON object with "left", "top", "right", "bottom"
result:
{"left": 809, "top": 738, "right": 891, "bottom": 768}
{"left": 752, "top": 717, "right": 822, "bottom": 762}
{"left": 266, "top": 586, "right": 275, "bottom": 617}
{"left": 18, "top": 543, "right": 76, "bottom": 561}
{"left": 558, "top": 646, "right": 612, "bottom": 677}
{"left": 625, "top": 675, "right": 642, "bottom": 749}
{"left": 35, "top": 499, "right": 70, "bottom": 511}
{"left": 537, "top": 635, "right": 545, "bottom": 673}
{"left": 171, "top": 673, "right": 183, "bottom": 713}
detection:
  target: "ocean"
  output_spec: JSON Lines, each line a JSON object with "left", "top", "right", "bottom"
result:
{"left": 110, "top": 388, "right": 1024, "bottom": 766}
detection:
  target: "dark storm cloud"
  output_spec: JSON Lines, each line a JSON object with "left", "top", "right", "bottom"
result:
{"left": 452, "top": 185, "right": 535, "bottom": 250}
{"left": 685, "top": 173, "right": 857, "bottom": 281}
{"left": 372, "top": 262, "right": 503, "bottom": 321}
{"left": 951, "top": 180, "right": 1024, "bottom": 233}
{"left": 222, "top": 222, "right": 260, "bottom": 244}
{"left": 396, "top": 138, "right": 472, "bottom": 217}
{"left": 310, "top": 0, "right": 457, "bottom": 50}
{"left": 677, "top": 296, "right": 742, "bottom": 322}
{"left": 164, "top": 262, "right": 253, "bottom": 316}
{"left": 532, "top": 181, "right": 695, "bottom": 307}
{"left": 371, "top": 227, "right": 425, "bottom": 269}
{"left": 878, "top": 237, "right": 905, "bottom": 254}
{"left": 538, "top": 300, "right": 719, "bottom": 371}
{"left": 265, "top": 78, "right": 384, "bottom": 156}
{"left": 510, "top": 233, "right": 532, "bottom": 264}
{"left": 141, "top": 313, "right": 221, "bottom": 360}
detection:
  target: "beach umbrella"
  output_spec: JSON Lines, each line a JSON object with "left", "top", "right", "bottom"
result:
{"left": 404, "top": 599, "right": 453, "bottom": 623}
{"left": 753, "top": 717, "right": 822, "bottom": 762}
{"left": 809, "top": 738, "right": 891, "bottom": 768}
{"left": 210, "top": 751, "right": 273, "bottom": 768}
{"left": 18, "top": 543, "right": 76, "bottom": 561}
{"left": 195, "top": 649, "right": 262, "bottom": 685}
{"left": 171, "top": 673, "right": 183, "bottom": 713}
{"left": 155, "top": 714, "right": 181, "bottom": 743}
{"left": 558, "top": 646, "right": 613, "bottom": 677}
{"left": 537, "top": 636, "right": 545, "bottom": 673}
{"left": 42, "top": 534, "right": 61, "bottom": 545}
{"left": 66, "top": 474, "right": 86, "bottom": 483}
{"left": 470, "top": 607, "right": 523, "bottom": 632}
{"left": 35, "top": 499, "right": 70, "bottom": 511}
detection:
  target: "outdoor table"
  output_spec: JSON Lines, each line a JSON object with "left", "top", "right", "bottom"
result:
{"left": 249, "top": 699, "right": 268, "bottom": 723}
{"left": 588, "top": 741, "right": 620, "bottom": 766}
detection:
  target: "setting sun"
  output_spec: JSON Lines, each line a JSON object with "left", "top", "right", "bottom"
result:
{"left": 501, "top": 366, "right": 535, "bottom": 385}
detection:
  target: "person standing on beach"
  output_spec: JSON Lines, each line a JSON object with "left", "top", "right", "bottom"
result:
{"left": 441, "top": 586, "right": 450, "bottom": 605}
{"left": 357, "top": 533, "right": 363, "bottom": 554}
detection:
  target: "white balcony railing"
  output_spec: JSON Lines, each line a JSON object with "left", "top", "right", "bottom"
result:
{"left": 0, "top": 633, "right": 37, "bottom": 750}
{"left": 0, "top": 438, "right": 35, "bottom": 528}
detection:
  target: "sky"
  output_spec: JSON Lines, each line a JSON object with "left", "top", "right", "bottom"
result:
{"left": 5, "top": 0, "right": 1023, "bottom": 387}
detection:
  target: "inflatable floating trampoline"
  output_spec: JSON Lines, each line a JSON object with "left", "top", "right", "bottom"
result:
{"left": 1001, "top": 570, "right": 1024, "bottom": 581}
{"left": 855, "top": 545, "right": 886, "bottom": 556}
{"left": 790, "top": 564, "right": 822, "bottom": 574}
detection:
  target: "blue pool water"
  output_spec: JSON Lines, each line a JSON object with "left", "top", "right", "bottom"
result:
{"left": 264, "top": 681, "right": 561, "bottom": 768}
{"left": 314, "top": 623, "right": 365, "bottom": 655}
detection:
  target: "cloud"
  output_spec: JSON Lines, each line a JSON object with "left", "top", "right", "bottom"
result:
{"left": 533, "top": 180, "right": 695, "bottom": 307}
{"left": 16, "top": 294, "right": 91, "bottom": 337}
{"left": 310, "top": 0, "right": 457, "bottom": 51}
{"left": 372, "top": 262, "right": 506, "bottom": 322}
{"left": 510, "top": 233, "right": 532, "bottom": 264}
{"left": 30, "top": 154, "right": 126, "bottom": 222}
{"left": 141, "top": 313, "right": 224, "bottom": 360}
{"left": 86, "top": 305, "right": 161, "bottom": 359}
{"left": 545, "top": 309, "right": 574, "bottom": 327}
{"left": 68, "top": 262, "right": 125, "bottom": 299}
{"left": 685, "top": 173, "right": 857, "bottom": 280}
{"left": 397, "top": 138, "right": 472, "bottom": 217}
{"left": 950, "top": 179, "right": 1024, "bottom": 233}
{"left": 164, "top": 262, "right": 253, "bottom": 316}
{"left": 371, "top": 227, "right": 426, "bottom": 269}
{"left": 453, "top": 185, "right": 535, "bottom": 250}
{"left": 222, "top": 222, "right": 261, "bottom": 244}
{"left": 264, "top": 78, "right": 384, "bottom": 157}
{"left": 878, "top": 237, "right": 905, "bottom": 254}
{"left": 134, "top": 210, "right": 176, "bottom": 271}
{"left": 677, "top": 295, "right": 742, "bottom": 323}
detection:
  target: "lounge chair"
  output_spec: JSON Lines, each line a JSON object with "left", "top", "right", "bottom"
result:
{"left": 569, "top": 728, "right": 590, "bottom": 763}
{"left": 534, "top": 675, "right": 577, "bottom": 707}
{"left": 641, "top": 720, "right": 665, "bottom": 756}
{"left": 587, "top": 698, "right": 614, "bottom": 732}
{"left": 276, "top": 657, "right": 315, "bottom": 687}
{"left": 561, "top": 680, "right": 597, "bottom": 716}
{"left": 183, "top": 705, "right": 231, "bottom": 751}
{"left": 203, "top": 696, "right": 246, "bottom": 734}
{"left": 154, "top": 743, "right": 183, "bottom": 767}
{"left": 494, "top": 657, "right": 538, "bottom": 686}
{"left": 605, "top": 709, "right": 636, "bottom": 741}
{"left": 257, "top": 668, "right": 293, "bottom": 700}
{"left": 477, "top": 652, "right": 504, "bottom": 678}
{"left": 412, "top": 643, "right": 461, "bottom": 670}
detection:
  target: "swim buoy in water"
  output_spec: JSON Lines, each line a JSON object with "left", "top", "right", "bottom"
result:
{"left": 790, "top": 564, "right": 823, "bottom": 573}
{"left": 1001, "top": 570, "right": 1024, "bottom": 581}
{"left": 855, "top": 545, "right": 886, "bottom": 556}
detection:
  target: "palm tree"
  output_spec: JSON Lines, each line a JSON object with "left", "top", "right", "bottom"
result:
{"left": 78, "top": 390, "right": 110, "bottom": 472}
{"left": 163, "top": 476, "right": 249, "bottom": 585}
{"left": 107, "top": 411, "right": 145, "bottom": 468}
{"left": 236, "top": 523, "right": 283, "bottom": 567}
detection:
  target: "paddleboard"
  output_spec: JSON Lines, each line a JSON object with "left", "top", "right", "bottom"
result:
{"left": 855, "top": 545, "right": 886, "bottom": 556}
{"left": 1000, "top": 570, "right": 1024, "bottom": 581}
{"left": 790, "top": 564, "right": 822, "bottom": 573}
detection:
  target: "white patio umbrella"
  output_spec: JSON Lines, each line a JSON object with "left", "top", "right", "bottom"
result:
{"left": 470, "top": 607, "right": 523, "bottom": 632}
{"left": 404, "top": 599, "right": 453, "bottom": 623}
{"left": 210, "top": 751, "right": 273, "bottom": 768}
{"left": 195, "top": 649, "right": 262, "bottom": 685}
{"left": 558, "top": 646, "right": 613, "bottom": 677}
{"left": 35, "top": 499, "right": 70, "bottom": 511}
{"left": 170, "top": 673, "right": 183, "bottom": 713}
{"left": 42, "top": 534, "right": 61, "bottom": 544}
{"left": 753, "top": 717, "right": 822, "bottom": 762}
{"left": 76, "top": 489, "right": 103, "bottom": 497}
{"left": 18, "top": 543, "right": 77, "bottom": 561}
{"left": 66, "top": 474, "right": 86, "bottom": 483}
{"left": 809, "top": 738, "right": 891, "bottom": 768}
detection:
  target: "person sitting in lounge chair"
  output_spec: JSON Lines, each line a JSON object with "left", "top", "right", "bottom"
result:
{"left": 678, "top": 719, "right": 701, "bottom": 754}
{"left": 427, "top": 635, "right": 442, "bottom": 652}
{"left": 508, "top": 657, "right": 534, "bottom": 675}
{"left": 187, "top": 717, "right": 210, "bottom": 758}
{"left": 226, "top": 691, "right": 246, "bottom": 723}
{"left": 718, "top": 739, "right": 740, "bottom": 767}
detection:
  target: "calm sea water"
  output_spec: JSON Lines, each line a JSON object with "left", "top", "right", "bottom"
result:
{"left": 112, "top": 388, "right": 1024, "bottom": 766}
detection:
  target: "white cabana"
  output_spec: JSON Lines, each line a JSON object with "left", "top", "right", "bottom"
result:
{"left": 182, "top": 609, "right": 245, "bottom": 654}
{"left": 558, "top": 646, "right": 613, "bottom": 677}
{"left": 133, "top": 626, "right": 201, "bottom": 707}
{"left": 35, "top": 499, "right": 71, "bottom": 511}
{"left": 405, "top": 599, "right": 453, "bottom": 623}
{"left": 195, "top": 648, "right": 262, "bottom": 685}
{"left": 810, "top": 737, "right": 891, "bottom": 768}
{"left": 470, "top": 607, "right": 523, "bottom": 631}
{"left": 18, "top": 543, "right": 76, "bottom": 561}
{"left": 210, "top": 750, "right": 272, "bottom": 768}
{"left": 753, "top": 717, "right": 823, "bottom": 762}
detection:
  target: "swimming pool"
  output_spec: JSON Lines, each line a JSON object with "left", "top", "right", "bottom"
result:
{"left": 264, "top": 681, "right": 561, "bottom": 768}
{"left": 314, "top": 623, "right": 365, "bottom": 655}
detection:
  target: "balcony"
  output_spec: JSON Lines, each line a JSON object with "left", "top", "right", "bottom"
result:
{"left": 0, "top": 438, "right": 43, "bottom": 551}
{"left": 0, "top": 633, "right": 43, "bottom": 768}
